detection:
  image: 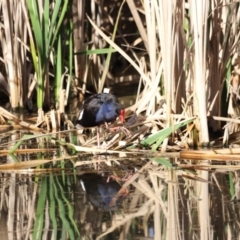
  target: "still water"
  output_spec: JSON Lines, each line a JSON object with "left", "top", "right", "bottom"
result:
{"left": 0, "top": 151, "right": 239, "bottom": 240}
{"left": 0, "top": 122, "right": 238, "bottom": 239}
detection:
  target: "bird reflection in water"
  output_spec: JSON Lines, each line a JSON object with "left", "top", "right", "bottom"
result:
{"left": 79, "top": 173, "right": 127, "bottom": 211}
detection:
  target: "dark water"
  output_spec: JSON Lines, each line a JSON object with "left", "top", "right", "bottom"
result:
{"left": 0, "top": 170, "right": 152, "bottom": 240}
{"left": 0, "top": 156, "right": 240, "bottom": 239}
{"left": 0, "top": 128, "right": 151, "bottom": 240}
{"left": 0, "top": 128, "right": 239, "bottom": 239}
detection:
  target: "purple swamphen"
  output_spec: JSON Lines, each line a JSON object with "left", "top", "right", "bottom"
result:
{"left": 76, "top": 93, "right": 125, "bottom": 128}
{"left": 76, "top": 93, "right": 125, "bottom": 147}
{"left": 79, "top": 173, "right": 126, "bottom": 210}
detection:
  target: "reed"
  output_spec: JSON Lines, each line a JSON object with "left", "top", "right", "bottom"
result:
{"left": 0, "top": 0, "right": 238, "bottom": 146}
{"left": 25, "top": 0, "right": 70, "bottom": 111}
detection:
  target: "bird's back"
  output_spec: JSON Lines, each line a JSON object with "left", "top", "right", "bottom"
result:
{"left": 76, "top": 93, "right": 123, "bottom": 128}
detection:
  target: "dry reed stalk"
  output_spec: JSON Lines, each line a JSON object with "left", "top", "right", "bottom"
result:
{"left": 0, "top": 155, "right": 79, "bottom": 171}
{"left": 189, "top": 0, "right": 209, "bottom": 144}
{"left": 0, "top": 149, "right": 56, "bottom": 156}
{"left": 97, "top": 199, "right": 155, "bottom": 240}
{"left": 1, "top": 1, "right": 23, "bottom": 108}
{"left": 7, "top": 173, "right": 16, "bottom": 240}
{"left": 188, "top": 1, "right": 211, "bottom": 237}
{"left": 149, "top": 172, "right": 161, "bottom": 239}
{"left": 180, "top": 149, "right": 240, "bottom": 161}
{"left": 126, "top": 0, "right": 149, "bottom": 51}
{"left": 166, "top": 169, "right": 179, "bottom": 240}
{"left": 0, "top": 176, "right": 6, "bottom": 212}
{"left": 72, "top": 0, "right": 86, "bottom": 94}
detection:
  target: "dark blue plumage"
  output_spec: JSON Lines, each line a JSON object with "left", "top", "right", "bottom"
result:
{"left": 76, "top": 93, "right": 125, "bottom": 128}
{"left": 79, "top": 173, "right": 125, "bottom": 210}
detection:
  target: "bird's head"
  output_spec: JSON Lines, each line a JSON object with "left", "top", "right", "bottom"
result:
{"left": 119, "top": 109, "right": 125, "bottom": 123}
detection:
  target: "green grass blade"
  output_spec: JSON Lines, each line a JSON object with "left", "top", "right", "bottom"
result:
{"left": 9, "top": 134, "right": 35, "bottom": 154}
{"left": 75, "top": 48, "right": 117, "bottom": 55}
{"left": 55, "top": 35, "right": 62, "bottom": 107}
{"left": 29, "top": 39, "right": 39, "bottom": 78}
{"left": 141, "top": 117, "right": 195, "bottom": 150}
{"left": 229, "top": 172, "right": 234, "bottom": 198}
{"left": 66, "top": 21, "right": 73, "bottom": 103}
{"left": 36, "top": 64, "right": 44, "bottom": 108}
{"left": 26, "top": 0, "right": 43, "bottom": 55}
{"left": 43, "top": 0, "right": 50, "bottom": 56}
{"left": 49, "top": 175, "right": 58, "bottom": 240}
{"left": 26, "top": 0, "right": 45, "bottom": 109}
{"left": 48, "top": 0, "right": 62, "bottom": 47}
{"left": 56, "top": 176, "right": 80, "bottom": 237}
{"left": 151, "top": 157, "right": 173, "bottom": 168}
{"left": 50, "top": 0, "right": 69, "bottom": 48}
{"left": 53, "top": 177, "right": 79, "bottom": 239}
{"left": 32, "top": 177, "right": 47, "bottom": 240}
{"left": 8, "top": 153, "right": 18, "bottom": 163}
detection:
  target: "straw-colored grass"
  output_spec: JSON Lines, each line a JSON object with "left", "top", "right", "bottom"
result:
{"left": 1, "top": 0, "right": 240, "bottom": 147}
{"left": 1, "top": 1, "right": 240, "bottom": 239}
{"left": 0, "top": 131, "right": 240, "bottom": 239}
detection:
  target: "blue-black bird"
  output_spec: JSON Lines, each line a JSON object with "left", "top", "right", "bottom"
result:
{"left": 79, "top": 173, "right": 126, "bottom": 210}
{"left": 76, "top": 93, "right": 125, "bottom": 128}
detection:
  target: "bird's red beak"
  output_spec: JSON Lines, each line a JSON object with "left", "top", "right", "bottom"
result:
{"left": 119, "top": 109, "right": 125, "bottom": 123}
